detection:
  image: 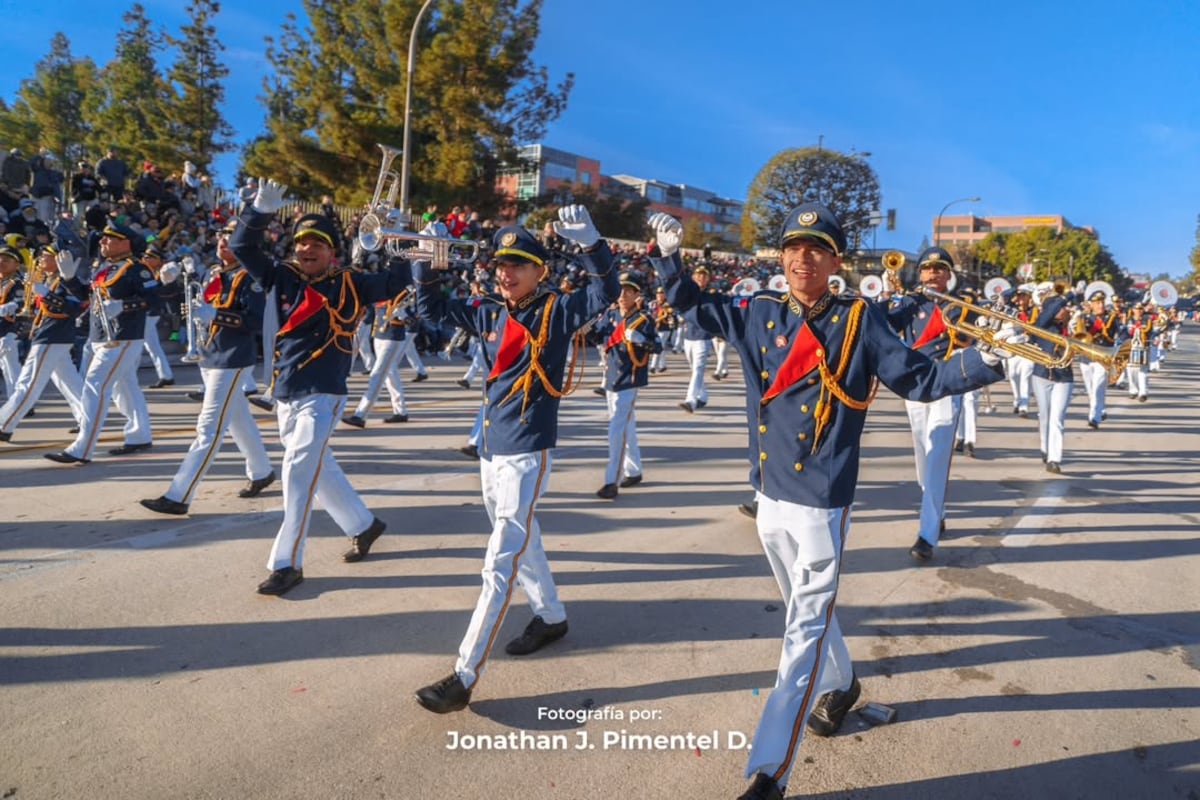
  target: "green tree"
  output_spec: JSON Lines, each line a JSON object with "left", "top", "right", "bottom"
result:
{"left": 522, "top": 183, "right": 649, "bottom": 241}
{"left": 974, "top": 227, "right": 1124, "bottom": 290}
{"left": 90, "top": 4, "right": 175, "bottom": 169}
{"left": 164, "top": 0, "right": 235, "bottom": 175}
{"left": 4, "top": 33, "right": 100, "bottom": 162}
{"left": 244, "top": 0, "right": 573, "bottom": 213}
{"left": 681, "top": 215, "right": 707, "bottom": 250}
{"left": 741, "top": 147, "right": 880, "bottom": 251}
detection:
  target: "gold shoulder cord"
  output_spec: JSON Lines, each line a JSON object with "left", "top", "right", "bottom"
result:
{"left": 285, "top": 271, "right": 363, "bottom": 375}
{"left": 623, "top": 314, "right": 650, "bottom": 369}
{"left": 500, "top": 294, "right": 590, "bottom": 417}
{"left": 811, "top": 299, "right": 878, "bottom": 453}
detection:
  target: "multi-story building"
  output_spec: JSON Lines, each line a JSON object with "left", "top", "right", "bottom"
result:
{"left": 494, "top": 143, "right": 743, "bottom": 246}
{"left": 933, "top": 214, "right": 1097, "bottom": 247}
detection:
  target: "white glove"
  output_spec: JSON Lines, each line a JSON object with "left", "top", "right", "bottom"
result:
{"left": 982, "top": 326, "right": 1028, "bottom": 364}
{"left": 182, "top": 254, "right": 199, "bottom": 276}
{"left": 159, "top": 261, "right": 182, "bottom": 284}
{"left": 56, "top": 250, "right": 80, "bottom": 280}
{"left": 193, "top": 301, "right": 216, "bottom": 326}
{"left": 647, "top": 212, "right": 683, "bottom": 257}
{"left": 251, "top": 177, "right": 288, "bottom": 214}
{"left": 623, "top": 327, "right": 647, "bottom": 345}
{"left": 420, "top": 221, "right": 448, "bottom": 238}
{"left": 0, "top": 301, "right": 17, "bottom": 316}
{"left": 101, "top": 298, "right": 124, "bottom": 318}
{"left": 552, "top": 205, "right": 600, "bottom": 248}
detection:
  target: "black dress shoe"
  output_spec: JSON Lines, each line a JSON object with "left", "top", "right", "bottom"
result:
{"left": 412, "top": 373, "right": 429, "bottom": 383}
{"left": 595, "top": 483, "right": 618, "bottom": 500}
{"left": 186, "top": 390, "right": 205, "bottom": 402}
{"left": 238, "top": 470, "right": 276, "bottom": 498}
{"left": 149, "top": 377, "right": 175, "bottom": 389}
{"left": 68, "top": 425, "right": 80, "bottom": 434}
{"left": 247, "top": 396, "right": 275, "bottom": 412}
{"left": 1087, "top": 420, "right": 1099, "bottom": 429}
{"left": 738, "top": 773, "right": 784, "bottom": 800}
{"left": 455, "top": 378, "right": 471, "bottom": 389}
{"left": 257, "top": 567, "right": 303, "bottom": 596}
{"left": 383, "top": 414, "right": 408, "bottom": 423}
{"left": 678, "top": 401, "right": 695, "bottom": 413}
{"left": 342, "top": 415, "right": 366, "bottom": 428}
{"left": 1019, "top": 410, "right": 1029, "bottom": 419}
{"left": 24, "top": 408, "right": 34, "bottom": 417}
{"left": 807, "top": 675, "right": 862, "bottom": 736}
{"left": 964, "top": 443, "right": 975, "bottom": 457}
{"left": 109, "top": 442, "right": 153, "bottom": 456}
{"left": 953, "top": 439, "right": 964, "bottom": 453}
{"left": 140, "top": 496, "right": 189, "bottom": 515}
{"left": 618, "top": 474, "right": 643, "bottom": 489}
{"left": 592, "top": 387, "right": 606, "bottom": 396}
{"left": 695, "top": 400, "right": 707, "bottom": 409}
{"left": 0, "top": 430, "right": 12, "bottom": 443}
{"left": 415, "top": 673, "right": 471, "bottom": 714}
{"left": 1046, "top": 461, "right": 1062, "bottom": 474}
{"left": 505, "top": 615, "right": 568, "bottom": 656}
{"left": 738, "top": 501, "right": 758, "bottom": 520}
{"left": 343, "top": 517, "right": 386, "bottom": 562}
{"left": 459, "top": 444, "right": 480, "bottom": 460}
{"left": 44, "top": 450, "right": 89, "bottom": 464}
{"left": 910, "top": 537, "right": 934, "bottom": 562}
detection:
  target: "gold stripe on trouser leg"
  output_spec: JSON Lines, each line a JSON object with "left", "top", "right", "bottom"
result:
{"left": 80, "top": 340, "right": 132, "bottom": 457}
{"left": 178, "top": 368, "right": 243, "bottom": 504}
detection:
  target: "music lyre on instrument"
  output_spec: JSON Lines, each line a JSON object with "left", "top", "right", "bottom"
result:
{"left": 356, "top": 143, "right": 481, "bottom": 270}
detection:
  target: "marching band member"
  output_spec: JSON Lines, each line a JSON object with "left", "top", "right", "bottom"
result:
{"left": 593, "top": 271, "right": 659, "bottom": 499}
{"left": 0, "top": 245, "right": 24, "bottom": 400}
{"left": 231, "top": 179, "right": 411, "bottom": 596}
{"left": 885, "top": 246, "right": 971, "bottom": 562}
{"left": 1119, "top": 303, "right": 1150, "bottom": 401}
{"left": 648, "top": 285, "right": 675, "bottom": 373}
{"left": 343, "top": 280, "right": 415, "bottom": 427}
{"left": 411, "top": 207, "right": 618, "bottom": 714}
{"left": 139, "top": 219, "right": 275, "bottom": 516}
{"left": 45, "top": 222, "right": 155, "bottom": 464}
{"left": 679, "top": 264, "right": 715, "bottom": 412}
{"left": 1076, "top": 289, "right": 1118, "bottom": 428}
{"left": 139, "top": 242, "right": 177, "bottom": 389}
{"left": 0, "top": 245, "right": 85, "bottom": 441}
{"left": 647, "top": 205, "right": 1007, "bottom": 800}
{"left": 1030, "top": 287, "right": 1074, "bottom": 472}
{"left": 1005, "top": 286, "right": 1035, "bottom": 416}
{"left": 955, "top": 287, "right": 982, "bottom": 457}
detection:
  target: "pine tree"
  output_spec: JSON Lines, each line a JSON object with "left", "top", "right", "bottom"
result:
{"left": 244, "top": 0, "right": 573, "bottom": 214}
{"left": 1, "top": 33, "right": 99, "bottom": 162}
{"left": 165, "top": 0, "right": 235, "bottom": 175}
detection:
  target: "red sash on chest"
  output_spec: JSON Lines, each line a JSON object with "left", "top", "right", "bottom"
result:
{"left": 203, "top": 275, "right": 223, "bottom": 304}
{"left": 910, "top": 306, "right": 946, "bottom": 350}
{"left": 763, "top": 323, "right": 824, "bottom": 403}
{"left": 605, "top": 320, "right": 625, "bottom": 351}
{"left": 488, "top": 316, "right": 531, "bottom": 380}
{"left": 277, "top": 285, "right": 326, "bottom": 336}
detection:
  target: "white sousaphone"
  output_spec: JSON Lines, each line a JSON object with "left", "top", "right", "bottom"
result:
{"left": 858, "top": 274, "right": 884, "bottom": 299}
{"left": 1083, "top": 279, "right": 1115, "bottom": 303}
{"left": 983, "top": 276, "right": 1012, "bottom": 302}
{"left": 768, "top": 274, "right": 788, "bottom": 292}
{"left": 1149, "top": 280, "right": 1178, "bottom": 308}
{"left": 731, "top": 277, "right": 761, "bottom": 296}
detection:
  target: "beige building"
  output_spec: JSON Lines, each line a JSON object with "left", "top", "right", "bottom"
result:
{"left": 933, "top": 214, "right": 1097, "bottom": 247}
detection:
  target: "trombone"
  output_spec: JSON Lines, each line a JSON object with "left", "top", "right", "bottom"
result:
{"left": 356, "top": 144, "right": 482, "bottom": 269}
{"left": 918, "top": 286, "right": 1132, "bottom": 385}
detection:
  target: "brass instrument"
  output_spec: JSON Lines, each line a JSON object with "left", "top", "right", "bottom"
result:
{"left": 180, "top": 276, "right": 202, "bottom": 363}
{"left": 90, "top": 287, "right": 121, "bottom": 348}
{"left": 918, "top": 286, "right": 1132, "bottom": 385}
{"left": 882, "top": 250, "right": 905, "bottom": 294}
{"left": 356, "top": 143, "right": 481, "bottom": 269}
{"left": 19, "top": 260, "right": 46, "bottom": 318}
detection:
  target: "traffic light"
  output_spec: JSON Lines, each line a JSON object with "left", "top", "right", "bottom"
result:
{"left": 886, "top": 209, "right": 896, "bottom": 231}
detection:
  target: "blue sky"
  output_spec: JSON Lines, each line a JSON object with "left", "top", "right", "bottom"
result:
{"left": 3, "top": 1, "right": 1198, "bottom": 278}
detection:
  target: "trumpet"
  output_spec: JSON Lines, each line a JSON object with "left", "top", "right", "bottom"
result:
{"left": 180, "top": 277, "right": 202, "bottom": 363}
{"left": 882, "top": 249, "right": 905, "bottom": 294}
{"left": 918, "top": 286, "right": 1132, "bottom": 385}
{"left": 356, "top": 143, "right": 481, "bottom": 269}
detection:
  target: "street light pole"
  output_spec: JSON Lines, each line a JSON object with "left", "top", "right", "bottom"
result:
{"left": 934, "top": 196, "right": 981, "bottom": 247}
{"left": 399, "top": 0, "right": 437, "bottom": 218}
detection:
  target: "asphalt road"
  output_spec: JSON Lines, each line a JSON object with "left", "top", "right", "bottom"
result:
{"left": 1, "top": 337, "right": 1197, "bottom": 800}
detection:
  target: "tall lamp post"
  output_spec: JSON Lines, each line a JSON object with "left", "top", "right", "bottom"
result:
{"left": 399, "top": 0, "right": 438, "bottom": 218}
{"left": 934, "top": 196, "right": 981, "bottom": 247}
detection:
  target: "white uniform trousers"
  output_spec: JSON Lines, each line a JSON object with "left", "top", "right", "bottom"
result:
{"left": 67, "top": 339, "right": 152, "bottom": 460}
{"left": 78, "top": 340, "right": 94, "bottom": 378}
{"left": 353, "top": 318, "right": 375, "bottom": 373}
{"left": 267, "top": 394, "right": 374, "bottom": 570}
{"left": 1032, "top": 377, "right": 1072, "bottom": 464}
{"left": 398, "top": 337, "right": 427, "bottom": 376}
{"left": 0, "top": 332, "right": 20, "bottom": 397}
{"left": 956, "top": 389, "right": 978, "bottom": 445}
{"left": 142, "top": 315, "right": 174, "bottom": 381}
{"left": 0, "top": 342, "right": 84, "bottom": 433}
{"left": 1078, "top": 361, "right": 1108, "bottom": 425}
{"left": 905, "top": 395, "right": 961, "bottom": 546}
{"left": 1124, "top": 365, "right": 1148, "bottom": 398}
{"left": 164, "top": 366, "right": 272, "bottom": 505}
{"left": 604, "top": 388, "right": 641, "bottom": 485}
{"left": 455, "top": 450, "right": 564, "bottom": 689}
{"left": 746, "top": 495, "right": 853, "bottom": 788}
{"left": 466, "top": 404, "right": 484, "bottom": 448}
{"left": 352, "top": 338, "right": 407, "bottom": 418}
{"left": 671, "top": 327, "right": 684, "bottom": 352}
{"left": 713, "top": 338, "right": 729, "bottom": 377}
{"left": 259, "top": 288, "right": 278, "bottom": 398}
{"left": 1007, "top": 355, "right": 1033, "bottom": 412}
{"left": 683, "top": 339, "right": 710, "bottom": 405}
{"left": 649, "top": 332, "right": 670, "bottom": 372}
{"left": 462, "top": 341, "right": 487, "bottom": 383}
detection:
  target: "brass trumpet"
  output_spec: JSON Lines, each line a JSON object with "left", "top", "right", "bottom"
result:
{"left": 882, "top": 249, "right": 905, "bottom": 294}
{"left": 919, "top": 286, "right": 1132, "bottom": 385}
{"left": 356, "top": 143, "right": 481, "bottom": 269}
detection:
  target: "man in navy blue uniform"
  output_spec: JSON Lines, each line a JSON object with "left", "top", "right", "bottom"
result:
{"left": 1030, "top": 288, "right": 1074, "bottom": 472}
{"left": 593, "top": 271, "right": 659, "bottom": 499}
{"left": 647, "top": 204, "right": 1008, "bottom": 800}
{"left": 343, "top": 279, "right": 416, "bottom": 427}
{"left": 411, "top": 206, "right": 618, "bottom": 714}
{"left": 231, "top": 179, "right": 411, "bottom": 596}
{"left": 679, "top": 264, "right": 715, "bottom": 412}
{"left": 140, "top": 219, "right": 275, "bottom": 516}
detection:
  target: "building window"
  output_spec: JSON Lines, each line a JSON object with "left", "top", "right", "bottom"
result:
{"left": 646, "top": 185, "right": 666, "bottom": 203}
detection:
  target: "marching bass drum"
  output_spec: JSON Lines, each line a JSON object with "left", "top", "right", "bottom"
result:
{"left": 731, "top": 277, "right": 761, "bottom": 296}
{"left": 1149, "top": 280, "right": 1178, "bottom": 308}
{"left": 984, "top": 276, "right": 1011, "bottom": 301}
{"left": 858, "top": 274, "right": 884, "bottom": 299}
{"left": 1084, "top": 280, "right": 1114, "bottom": 303}
{"left": 768, "top": 274, "right": 788, "bottom": 292}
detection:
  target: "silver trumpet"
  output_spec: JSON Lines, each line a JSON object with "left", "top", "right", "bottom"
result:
{"left": 356, "top": 143, "right": 481, "bottom": 269}
{"left": 180, "top": 277, "right": 202, "bottom": 363}
{"left": 91, "top": 289, "right": 121, "bottom": 349}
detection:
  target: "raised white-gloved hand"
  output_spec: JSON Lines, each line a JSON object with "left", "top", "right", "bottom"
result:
{"left": 623, "top": 327, "right": 647, "bottom": 345}
{"left": 0, "top": 301, "right": 17, "bottom": 317}
{"left": 182, "top": 254, "right": 199, "bottom": 276}
{"left": 251, "top": 177, "right": 288, "bottom": 214}
{"left": 647, "top": 211, "right": 683, "bottom": 257}
{"left": 159, "top": 261, "right": 182, "bottom": 284}
{"left": 56, "top": 250, "right": 80, "bottom": 280}
{"left": 553, "top": 204, "right": 600, "bottom": 248}
{"left": 101, "top": 298, "right": 124, "bottom": 319}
